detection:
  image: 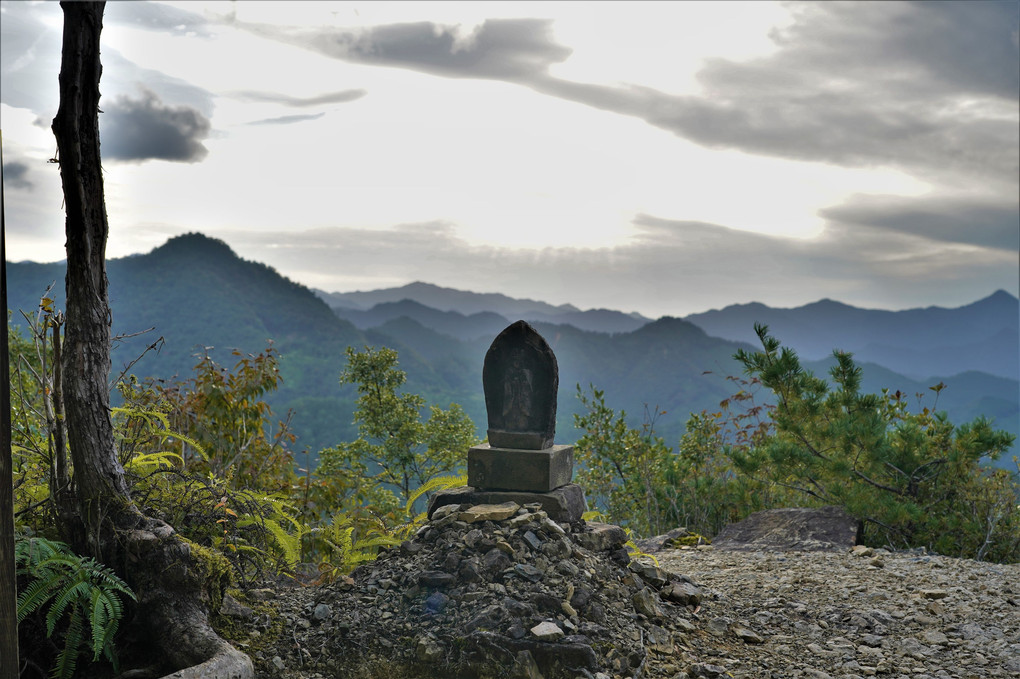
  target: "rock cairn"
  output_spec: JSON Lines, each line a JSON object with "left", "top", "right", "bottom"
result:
{"left": 260, "top": 501, "right": 705, "bottom": 678}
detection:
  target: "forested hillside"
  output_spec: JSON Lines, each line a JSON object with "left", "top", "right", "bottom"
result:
{"left": 8, "top": 232, "right": 1017, "bottom": 462}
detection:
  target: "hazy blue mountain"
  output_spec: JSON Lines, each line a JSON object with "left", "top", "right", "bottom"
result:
{"left": 8, "top": 233, "right": 1016, "bottom": 470}
{"left": 8, "top": 233, "right": 366, "bottom": 453}
{"left": 333, "top": 299, "right": 510, "bottom": 340}
{"left": 317, "top": 281, "right": 580, "bottom": 315}
{"left": 316, "top": 282, "right": 651, "bottom": 334}
{"left": 685, "top": 291, "right": 1019, "bottom": 381}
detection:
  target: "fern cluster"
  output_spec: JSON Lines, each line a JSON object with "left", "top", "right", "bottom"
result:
{"left": 16, "top": 536, "right": 136, "bottom": 679}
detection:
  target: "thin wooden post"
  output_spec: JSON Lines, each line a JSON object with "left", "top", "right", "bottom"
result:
{"left": 0, "top": 130, "right": 20, "bottom": 679}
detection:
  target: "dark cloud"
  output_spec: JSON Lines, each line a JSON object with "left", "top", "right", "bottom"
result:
{"left": 821, "top": 195, "right": 1020, "bottom": 252}
{"left": 101, "top": 90, "right": 211, "bottom": 163}
{"left": 246, "top": 112, "right": 325, "bottom": 126}
{"left": 3, "top": 161, "right": 34, "bottom": 190}
{"left": 245, "top": 18, "right": 571, "bottom": 81}
{"left": 231, "top": 89, "right": 367, "bottom": 107}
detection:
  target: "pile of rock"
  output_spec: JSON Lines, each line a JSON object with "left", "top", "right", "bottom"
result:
{"left": 262, "top": 501, "right": 706, "bottom": 678}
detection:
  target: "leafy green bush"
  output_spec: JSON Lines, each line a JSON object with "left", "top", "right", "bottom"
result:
{"left": 728, "top": 324, "right": 1018, "bottom": 562}
{"left": 318, "top": 346, "right": 477, "bottom": 513}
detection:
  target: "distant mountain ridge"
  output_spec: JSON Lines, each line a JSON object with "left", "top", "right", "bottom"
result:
{"left": 685, "top": 290, "right": 1019, "bottom": 381}
{"left": 315, "top": 283, "right": 651, "bottom": 335}
{"left": 6, "top": 232, "right": 1017, "bottom": 468}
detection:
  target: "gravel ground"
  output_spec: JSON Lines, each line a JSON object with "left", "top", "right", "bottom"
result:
{"left": 241, "top": 512, "right": 1019, "bottom": 679}
{"left": 649, "top": 545, "right": 1020, "bottom": 679}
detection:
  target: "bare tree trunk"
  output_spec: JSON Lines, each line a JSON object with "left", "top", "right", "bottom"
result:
{"left": 50, "top": 4, "right": 251, "bottom": 677}
{"left": 2, "top": 131, "right": 21, "bottom": 679}
{"left": 51, "top": 2, "right": 134, "bottom": 553}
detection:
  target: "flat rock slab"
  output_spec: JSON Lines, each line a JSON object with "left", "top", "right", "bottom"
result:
{"left": 458, "top": 502, "right": 520, "bottom": 523}
{"left": 427, "top": 483, "right": 588, "bottom": 524}
{"left": 712, "top": 506, "right": 862, "bottom": 552}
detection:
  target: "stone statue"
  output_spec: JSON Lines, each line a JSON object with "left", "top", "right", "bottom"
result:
{"left": 482, "top": 320, "right": 557, "bottom": 450}
{"left": 428, "top": 320, "right": 586, "bottom": 523}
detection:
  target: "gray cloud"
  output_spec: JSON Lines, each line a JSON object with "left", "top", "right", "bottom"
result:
{"left": 822, "top": 195, "right": 1020, "bottom": 252}
{"left": 245, "top": 3, "right": 1017, "bottom": 187}
{"left": 243, "top": 18, "right": 571, "bottom": 81}
{"left": 525, "top": 1, "right": 1019, "bottom": 186}
{"left": 101, "top": 89, "right": 211, "bottom": 163}
{"left": 212, "top": 215, "right": 1016, "bottom": 318}
{"left": 231, "top": 89, "right": 367, "bottom": 107}
{"left": 3, "top": 161, "right": 34, "bottom": 190}
{"left": 246, "top": 112, "right": 326, "bottom": 126}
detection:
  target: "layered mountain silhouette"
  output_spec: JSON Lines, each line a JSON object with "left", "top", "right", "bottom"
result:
{"left": 7, "top": 232, "right": 1017, "bottom": 466}
{"left": 686, "top": 292, "right": 1018, "bottom": 381}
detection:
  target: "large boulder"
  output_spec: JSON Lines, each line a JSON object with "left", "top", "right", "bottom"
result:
{"left": 712, "top": 506, "right": 862, "bottom": 552}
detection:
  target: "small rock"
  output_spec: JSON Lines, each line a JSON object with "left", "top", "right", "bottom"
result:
{"left": 662, "top": 581, "right": 702, "bottom": 606}
{"left": 415, "top": 636, "right": 444, "bottom": 663}
{"left": 632, "top": 587, "right": 665, "bottom": 618}
{"left": 312, "top": 603, "right": 332, "bottom": 621}
{"left": 459, "top": 502, "right": 520, "bottom": 523}
{"left": 732, "top": 625, "right": 764, "bottom": 644}
{"left": 430, "top": 504, "right": 462, "bottom": 521}
{"left": 921, "top": 589, "right": 948, "bottom": 599}
{"left": 573, "top": 522, "right": 628, "bottom": 551}
{"left": 522, "top": 530, "right": 543, "bottom": 550}
{"left": 419, "top": 571, "right": 457, "bottom": 588}
{"left": 514, "top": 563, "right": 543, "bottom": 582}
{"left": 425, "top": 591, "right": 449, "bottom": 614}
{"left": 707, "top": 617, "right": 731, "bottom": 637}
{"left": 688, "top": 662, "right": 728, "bottom": 678}
{"left": 219, "top": 593, "right": 254, "bottom": 620}
{"left": 529, "top": 621, "right": 564, "bottom": 641}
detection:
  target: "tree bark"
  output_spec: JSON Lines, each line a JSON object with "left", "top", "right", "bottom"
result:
{"left": 50, "top": 4, "right": 251, "bottom": 677}
{"left": 51, "top": 2, "right": 133, "bottom": 550}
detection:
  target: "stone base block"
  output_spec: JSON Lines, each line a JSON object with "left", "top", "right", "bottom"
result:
{"left": 467, "top": 444, "right": 573, "bottom": 492}
{"left": 427, "top": 483, "right": 588, "bottom": 524}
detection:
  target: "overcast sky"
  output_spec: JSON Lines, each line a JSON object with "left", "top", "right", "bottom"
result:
{"left": 1, "top": 1, "right": 1017, "bottom": 318}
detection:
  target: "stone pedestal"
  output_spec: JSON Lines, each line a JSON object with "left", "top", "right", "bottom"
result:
{"left": 468, "top": 443, "right": 573, "bottom": 493}
{"left": 427, "top": 483, "right": 588, "bottom": 524}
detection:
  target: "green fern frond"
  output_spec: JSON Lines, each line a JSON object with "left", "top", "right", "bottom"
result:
{"left": 353, "top": 535, "right": 400, "bottom": 551}
{"left": 15, "top": 536, "right": 135, "bottom": 678}
{"left": 405, "top": 473, "right": 466, "bottom": 514}
{"left": 113, "top": 405, "right": 209, "bottom": 461}
{"left": 46, "top": 576, "right": 91, "bottom": 636}
{"left": 124, "top": 450, "right": 185, "bottom": 472}
{"left": 264, "top": 518, "right": 301, "bottom": 566}
{"left": 625, "top": 539, "right": 659, "bottom": 567}
{"left": 17, "top": 577, "right": 60, "bottom": 623}
{"left": 52, "top": 606, "right": 82, "bottom": 679}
